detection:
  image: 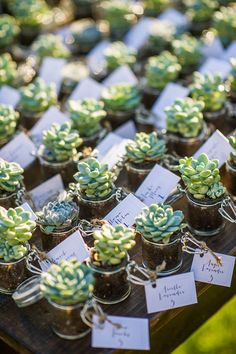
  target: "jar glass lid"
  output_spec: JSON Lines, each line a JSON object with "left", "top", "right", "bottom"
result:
{"left": 12, "top": 275, "right": 43, "bottom": 308}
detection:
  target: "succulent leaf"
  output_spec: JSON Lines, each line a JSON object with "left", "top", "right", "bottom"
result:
{"left": 101, "top": 83, "right": 140, "bottom": 112}
{"left": 32, "top": 34, "right": 70, "bottom": 59}
{"left": 172, "top": 34, "right": 202, "bottom": 67}
{"left": 104, "top": 41, "right": 136, "bottom": 70}
{"left": 213, "top": 6, "right": 236, "bottom": 46}
{"left": 0, "top": 104, "right": 19, "bottom": 142}
{"left": 0, "top": 14, "right": 20, "bottom": 48}
{"left": 0, "top": 159, "right": 23, "bottom": 193}
{"left": 0, "top": 53, "right": 17, "bottom": 86}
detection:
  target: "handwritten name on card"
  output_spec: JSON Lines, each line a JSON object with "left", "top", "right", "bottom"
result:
{"left": 105, "top": 194, "right": 145, "bottom": 227}
{"left": 39, "top": 57, "right": 66, "bottom": 94}
{"left": 68, "top": 77, "right": 104, "bottom": 102}
{"left": 191, "top": 252, "right": 235, "bottom": 287}
{"left": 135, "top": 164, "right": 180, "bottom": 205}
{"left": 92, "top": 315, "right": 150, "bottom": 351}
{"left": 21, "top": 202, "right": 37, "bottom": 221}
{"left": 194, "top": 130, "right": 232, "bottom": 168}
{"left": 87, "top": 40, "right": 110, "bottom": 74}
{"left": 124, "top": 17, "right": 156, "bottom": 50}
{"left": 29, "top": 174, "right": 64, "bottom": 211}
{"left": 145, "top": 272, "right": 197, "bottom": 313}
{"left": 103, "top": 65, "right": 138, "bottom": 87}
{"left": 114, "top": 120, "right": 137, "bottom": 140}
{"left": 0, "top": 85, "right": 20, "bottom": 108}
{"left": 199, "top": 57, "right": 231, "bottom": 79}
{"left": 201, "top": 37, "right": 224, "bottom": 59}
{"left": 221, "top": 41, "right": 236, "bottom": 62}
{"left": 0, "top": 132, "right": 36, "bottom": 168}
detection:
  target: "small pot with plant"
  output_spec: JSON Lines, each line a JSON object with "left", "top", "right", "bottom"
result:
{"left": 0, "top": 15, "right": 20, "bottom": 53}
{"left": 143, "top": 0, "right": 170, "bottom": 16}
{"left": 32, "top": 34, "right": 70, "bottom": 64}
{"left": 179, "top": 153, "right": 226, "bottom": 236}
{"left": 125, "top": 131, "right": 166, "bottom": 190}
{"left": 38, "top": 122, "right": 83, "bottom": 186}
{"left": 0, "top": 53, "right": 17, "bottom": 87}
{"left": 0, "top": 206, "right": 36, "bottom": 294}
{"left": 145, "top": 20, "right": 175, "bottom": 57}
{"left": 213, "top": 6, "right": 236, "bottom": 47}
{"left": 225, "top": 135, "right": 236, "bottom": 199}
{"left": 18, "top": 78, "right": 57, "bottom": 130}
{"left": 87, "top": 223, "right": 135, "bottom": 304}
{"left": 0, "top": 104, "right": 20, "bottom": 148}
{"left": 104, "top": 41, "right": 137, "bottom": 74}
{"left": 165, "top": 97, "right": 209, "bottom": 156}
{"left": 136, "top": 203, "right": 185, "bottom": 275}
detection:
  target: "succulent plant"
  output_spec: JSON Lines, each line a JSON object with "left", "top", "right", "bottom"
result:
{"left": 0, "top": 53, "right": 17, "bottom": 86}
{"left": 145, "top": 51, "right": 181, "bottom": 90}
{"left": 40, "top": 259, "right": 94, "bottom": 305}
{"left": 148, "top": 20, "right": 175, "bottom": 52}
{"left": 0, "top": 104, "right": 19, "bottom": 142}
{"left": 69, "top": 19, "right": 102, "bottom": 46}
{"left": 179, "top": 153, "right": 226, "bottom": 199}
{"left": 0, "top": 242, "right": 28, "bottom": 262}
{"left": 101, "top": 83, "right": 141, "bottom": 112}
{"left": 228, "top": 135, "right": 236, "bottom": 166}
{"left": 184, "top": 0, "right": 218, "bottom": 22}
{"left": 92, "top": 223, "right": 135, "bottom": 266}
{"left": 19, "top": 78, "right": 57, "bottom": 113}
{"left": 42, "top": 122, "right": 83, "bottom": 162}
{"left": 0, "top": 159, "right": 24, "bottom": 194}
{"left": 135, "top": 204, "right": 185, "bottom": 244}
{"left": 172, "top": 34, "right": 202, "bottom": 68}
{"left": 229, "top": 58, "right": 236, "bottom": 94}
{"left": 165, "top": 97, "right": 205, "bottom": 138}
{"left": 74, "top": 157, "right": 114, "bottom": 200}
{"left": 190, "top": 72, "right": 227, "bottom": 112}
{"left": 213, "top": 6, "right": 236, "bottom": 46}
{"left": 104, "top": 42, "right": 137, "bottom": 71}
{"left": 125, "top": 132, "right": 166, "bottom": 164}
{"left": 32, "top": 34, "right": 70, "bottom": 59}
{"left": 0, "top": 15, "right": 20, "bottom": 48}
{"left": 143, "top": 0, "right": 170, "bottom": 16}
{"left": 68, "top": 98, "right": 106, "bottom": 138}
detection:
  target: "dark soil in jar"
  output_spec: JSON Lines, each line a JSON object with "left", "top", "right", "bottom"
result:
{"left": 40, "top": 225, "right": 77, "bottom": 252}
{"left": 140, "top": 80, "right": 161, "bottom": 110}
{"left": 0, "top": 256, "right": 28, "bottom": 294}
{"left": 106, "top": 109, "right": 136, "bottom": 129}
{"left": 0, "top": 190, "right": 18, "bottom": 209}
{"left": 225, "top": 160, "right": 236, "bottom": 198}
{"left": 20, "top": 109, "right": 43, "bottom": 130}
{"left": 126, "top": 161, "right": 155, "bottom": 191}
{"left": 19, "top": 26, "right": 41, "bottom": 46}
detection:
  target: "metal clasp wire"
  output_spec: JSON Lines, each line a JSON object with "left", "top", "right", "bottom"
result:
{"left": 26, "top": 245, "right": 55, "bottom": 275}
{"left": 126, "top": 260, "right": 166, "bottom": 286}
{"left": 218, "top": 196, "right": 236, "bottom": 223}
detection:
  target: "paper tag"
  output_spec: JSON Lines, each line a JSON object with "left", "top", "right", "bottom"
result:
{"left": 124, "top": 17, "right": 156, "bottom": 50}
{"left": 0, "top": 132, "right": 36, "bottom": 168}
{"left": 39, "top": 57, "right": 66, "bottom": 94}
{"left": 191, "top": 252, "right": 235, "bottom": 287}
{"left": 194, "top": 130, "right": 232, "bottom": 168}
{"left": 103, "top": 65, "right": 138, "bottom": 87}
{"left": 151, "top": 83, "right": 189, "bottom": 129}
{"left": 92, "top": 315, "right": 150, "bottom": 350}
{"left": 87, "top": 40, "right": 110, "bottom": 74}
{"left": 95, "top": 132, "right": 124, "bottom": 159}
{"left": 68, "top": 77, "right": 104, "bottom": 102}
{"left": 158, "top": 8, "right": 188, "bottom": 32}
{"left": 40, "top": 231, "right": 89, "bottom": 271}
{"left": 135, "top": 164, "right": 180, "bottom": 205}
{"left": 199, "top": 57, "right": 231, "bottom": 79}
{"left": 20, "top": 202, "right": 37, "bottom": 221}
{"left": 221, "top": 41, "right": 236, "bottom": 62}
{"left": 114, "top": 120, "right": 137, "bottom": 139}
{"left": 100, "top": 139, "right": 129, "bottom": 170}
{"left": 29, "top": 174, "right": 64, "bottom": 211}
{"left": 201, "top": 37, "right": 224, "bottom": 59}
{"left": 145, "top": 272, "right": 197, "bottom": 313}
{"left": 0, "top": 85, "right": 20, "bottom": 108}
{"left": 56, "top": 25, "right": 70, "bottom": 43}
{"left": 105, "top": 193, "right": 145, "bottom": 227}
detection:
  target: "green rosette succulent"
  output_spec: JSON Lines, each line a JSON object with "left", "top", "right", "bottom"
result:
{"left": 0, "top": 159, "right": 24, "bottom": 194}
{"left": 213, "top": 6, "right": 236, "bottom": 46}
{"left": 145, "top": 52, "right": 181, "bottom": 90}
{"left": 190, "top": 72, "right": 226, "bottom": 112}
{"left": 68, "top": 98, "right": 107, "bottom": 138}
{"left": 179, "top": 153, "right": 226, "bottom": 199}
{"left": 104, "top": 42, "right": 137, "bottom": 71}
{"left": 0, "top": 242, "right": 28, "bottom": 263}
{"left": 0, "top": 104, "right": 19, "bottom": 142}
{"left": 228, "top": 135, "right": 236, "bottom": 166}
{"left": 126, "top": 132, "right": 166, "bottom": 164}
{"left": 0, "top": 15, "right": 20, "bottom": 48}
{"left": 42, "top": 122, "right": 83, "bottom": 162}
{"left": 143, "top": 0, "right": 170, "bottom": 16}
{"left": 36, "top": 200, "right": 79, "bottom": 234}
{"left": 101, "top": 83, "right": 141, "bottom": 112}
{"left": 74, "top": 157, "right": 114, "bottom": 200}
{"left": 135, "top": 204, "right": 185, "bottom": 244}
{"left": 148, "top": 20, "right": 175, "bottom": 52}
{"left": 184, "top": 0, "right": 218, "bottom": 22}
{"left": 229, "top": 58, "right": 236, "bottom": 94}
{"left": 165, "top": 98, "right": 205, "bottom": 138}
{"left": 0, "top": 53, "right": 17, "bottom": 86}
{"left": 40, "top": 259, "right": 94, "bottom": 305}
{"left": 32, "top": 34, "right": 70, "bottom": 59}
{"left": 19, "top": 78, "right": 57, "bottom": 113}
{"left": 172, "top": 34, "right": 202, "bottom": 68}
{"left": 92, "top": 224, "right": 135, "bottom": 266}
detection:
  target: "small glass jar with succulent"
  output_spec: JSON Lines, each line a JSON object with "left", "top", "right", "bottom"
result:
{"left": 87, "top": 223, "right": 135, "bottom": 304}
{"left": 165, "top": 97, "right": 209, "bottom": 156}
{"left": 68, "top": 98, "right": 107, "bottom": 147}
{"left": 0, "top": 104, "right": 20, "bottom": 148}
{"left": 72, "top": 157, "right": 117, "bottom": 219}
{"left": 229, "top": 58, "right": 236, "bottom": 103}
{"left": 213, "top": 6, "right": 236, "bottom": 47}
{"left": 18, "top": 78, "right": 57, "bottom": 130}
{"left": 104, "top": 41, "right": 137, "bottom": 73}
{"left": 190, "top": 72, "right": 228, "bottom": 131}
{"left": 225, "top": 135, "right": 236, "bottom": 199}
{"left": 136, "top": 204, "right": 185, "bottom": 274}
{"left": 101, "top": 82, "right": 141, "bottom": 127}
{"left": 179, "top": 153, "right": 226, "bottom": 236}
{"left": 0, "top": 206, "right": 36, "bottom": 294}
{"left": 125, "top": 132, "right": 166, "bottom": 190}
{"left": 38, "top": 122, "right": 83, "bottom": 186}
{"left": 0, "top": 15, "right": 20, "bottom": 52}
{"left": 143, "top": 0, "right": 170, "bottom": 16}
{"left": 141, "top": 51, "right": 181, "bottom": 108}
{"left": 146, "top": 20, "right": 175, "bottom": 57}
{"left": 0, "top": 53, "right": 17, "bottom": 87}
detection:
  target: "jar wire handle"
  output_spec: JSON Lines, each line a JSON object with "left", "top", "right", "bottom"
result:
{"left": 126, "top": 260, "right": 166, "bottom": 286}
{"left": 26, "top": 245, "right": 55, "bottom": 275}
{"left": 218, "top": 196, "right": 236, "bottom": 223}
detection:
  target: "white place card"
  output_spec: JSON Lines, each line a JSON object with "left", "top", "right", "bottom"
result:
{"left": 92, "top": 315, "right": 150, "bottom": 351}
{"left": 145, "top": 272, "right": 197, "bottom": 314}
{"left": 194, "top": 130, "right": 232, "bottom": 168}
{"left": 29, "top": 174, "right": 64, "bottom": 211}
{"left": 191, "top": 252, "right": 235, "bottom": 287}
{"left": 114, "top": 120, "right": 137, "bottom": 139}
{"left": 100, "top": 139, "right": 129, "bottom": 170}
{"left": 135, "top": 164, "right": 180, "bottom": 205}
{"left": 199, "top": 57, "right": 231, "bottom": 79}
{"left": 124, "top": 17, "right": 156, "bottom": 50}
{"left": 20, "top": 202, "right": 37, "bottom": 221}
{"left": 0, "top": 132, "right": 36, "bottom": 168}
{"left": 221, "top": 41, "right": 236, "bottom": 62}
{"left": 39, "top": 57, "right": 66, "bottom": 94}
{"left": 0, "top": 85, "right": 20, "bottom": 108}
{"left": 158, "top": 8, "right": 188, "bottom": 32}
{"left": 105, "top": 193, "right": 145, "bottom": 227}
{"left": 40, "top": 231, "right": 89, "bottom": 271}
{"left": 68, "top": 77, "right": 104, "bottom": 102}
{"left": 87, "top": 40, "right": 110, "bottom": 74}
{"left": 201, "top": 37, "right": 224, "bottom": 59}
{"left": 103, "top": 65, "right": 138, "bottom": 87}
{"left": 151, "top": 83, "right": 189, "bottom": 129}
{"left": 56, "top": 25, "right": 70, "bottom": 43}
{"left": 95, "top": 132, "right": 124, "bottom": 159}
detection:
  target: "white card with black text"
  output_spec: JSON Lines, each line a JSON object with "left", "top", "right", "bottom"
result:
{"left": 0, "top": 85, "right": 20, "bottom": 108}
{"left": 103, "top": 65, "right": 138, "bottom": 87}
{"left": 39, "top": 57, "right": 66, "bottom": 94}
{"left": 69, "top": 77, "right": 104, "bottom": 102}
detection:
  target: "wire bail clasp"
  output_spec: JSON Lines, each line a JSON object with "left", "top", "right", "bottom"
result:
{"left": 219, "top": 196, "right": 236, "bottom": 223}
{"left": 126, "top": 260, "right": 166, "bottom": 286}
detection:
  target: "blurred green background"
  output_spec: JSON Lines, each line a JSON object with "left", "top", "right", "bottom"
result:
{"left": 172, "top": 295, "right": 236, "bottom": 354}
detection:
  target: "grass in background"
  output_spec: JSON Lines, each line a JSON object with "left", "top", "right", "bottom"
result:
{"left": 172, "top": 295, "right": 236, "bottom": 354}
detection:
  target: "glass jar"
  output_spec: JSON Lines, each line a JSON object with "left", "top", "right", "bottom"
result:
{"left": 126, "top": 161, "right": 155, "bottom": 191}
{"left": 106, "top": 108, "right": 136, "bottom": 129}
{"left": 141, "top": 233, "right": 183, "bottom": 275}
{"left": 135, "top": 106, "right": 156, "bottom": 133}
{"left": 0, "top": 253, "right": 28, "bottom": 294}
{"left": 20, "top": 109, "right": 43, "bottom": 130}
{"left": 39, "top": 225, "right": 77, "bottom": 252}
{"left": 140, "top": 78, "right": 161, "bottom": 109}
{"left": 203, "top": 104, "right": 228, "bottom": 132}
{"left": 81, "top": 125, "right": 108, "bottom": 149}
{"left": 225, "top": 160, "right": 236, "bottom": 200}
